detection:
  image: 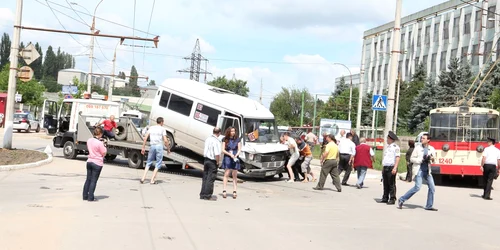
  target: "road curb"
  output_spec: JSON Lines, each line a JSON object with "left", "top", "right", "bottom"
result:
{"left": 0, "top": 153, "right": 53, "bottom": 171}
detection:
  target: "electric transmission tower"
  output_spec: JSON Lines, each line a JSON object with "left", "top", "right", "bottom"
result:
{"left": 177, "top": 38, "right": 212, "bottom": 82}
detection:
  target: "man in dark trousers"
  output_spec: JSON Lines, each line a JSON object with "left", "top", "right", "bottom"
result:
{"left": 338, "top": 132, "right": 356, "bottom": 185}
{"left": 480, "top": 137, "right": 500, "bottom": 200}
{"left": 379, "top": 131, "right": 400, "bottom": 205}
{"left": 351, "top": 130, "right": 360, "bottom": 146}
{"left": 200, "top": 127, "right": 222, "bottom": 201}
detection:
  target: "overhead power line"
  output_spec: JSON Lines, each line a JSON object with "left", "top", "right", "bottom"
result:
{"left": 43, "top": 0, "right": 88, "bottom": 48}
{"left": 40, "top": 0, "right": 160, "bottom": 37}
{"left": 143, "top": 0, "right": 156, "bottom": 70}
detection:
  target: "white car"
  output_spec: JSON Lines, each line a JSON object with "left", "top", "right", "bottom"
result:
{"left": 13, "top": 112, "right": 40, "bottom": 133}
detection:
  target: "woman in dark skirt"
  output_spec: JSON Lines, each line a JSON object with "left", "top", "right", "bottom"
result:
{"left": 221, "top": 126, "right": 241, "bottom": 199}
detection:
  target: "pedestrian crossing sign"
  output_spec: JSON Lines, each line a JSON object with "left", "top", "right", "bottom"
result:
{"left": 372, "top": 95, "right": 387, "bottom": 111}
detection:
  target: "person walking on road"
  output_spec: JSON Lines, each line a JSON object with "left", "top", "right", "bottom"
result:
{"left": 480, "top": 137, "right": 500, "bottom": 200}
{"left": 200, "top": 127, "right": 222, "bottom": 201}
{"left": 140, "top": 117, "right": 170, "bottom": 185}
{"left": 401, "top": 140, "right": 415, "bottom": 182}
{"left": 296, "top": 137, "right": 316, "bottom": 183}
{"left": 398, "top": 133, "right": 438, "bottom": 211}
{"left": 313, "top": 134, "right": 342, "bottom": 192}
{"left": 379, "top": 131, "right": 400, "bottom": 205}
{"left": 82, "top": 127, "right": 107, "bottom": 202}
{"left": 305, "top": 130, "right": 318, "bottom": 152}
{"left": 351, "top": 130, "right": 360, "bottom": 146}
{"left": 353, "top": 137, "right": 375, "bottom": 189}
{"left": 221, "top": 127, "right": 241, "bottom": 199}
{"left": 283, "top": 132, "right": 300, "bottom": 183}
{"left": 338, "top": 133, "right": 356, "bottom": 186}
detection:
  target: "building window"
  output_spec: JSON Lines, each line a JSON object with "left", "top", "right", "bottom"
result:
{"left": 464, "top": 13, "right": 471, "bottom": 34}
{"left": 440, "top": 51, "right": 447, "bottom": 71}
{"left": 415, "top": 57, "right": 420, "bottom": 65}
{"left": 451, "top": 49, "right": 458, "bottom": 60}
{"left": 380, "top": 40, "right": 384, "bottom": 50}
{"left": 401, "top": 33, "right": 405, "bottom": 51}
{"left": 371, "top": 67, "right": 375, "bottom": 82}
{"left": 484, "top": 41, "right": 493, "bottom": 64}
{"left": 418, "top": 28, "right": 422, "bottom": 46}
{"left": 384, "top": 65, "right": 388, "bottom": 80}
{"left": 405, "top": 59, "right": 410, "bottom": 76}
{"left": 462, "top": 46, "right": 469, "bottom": 58}
{"left": 408, "top": 31, "right": 413, "bottom": 47}
{"left": 453, "top": 17, "right": 459, "bottom": 37}
{"left": 425, "top": 25, "right": 431, "bottom": 44}
{"left": 434, "top": 23, "right": 439, "bottom": 42}
{"left": 159, "top": 91, "right": 171, "bottom": 108}
{"left": 386, "top": 38, "right": 391, "bottom": 51}
{"left": 193, "top": 103, "right": 221, "bottom": 127}
{"left": 374, "top": 42, "right": 378, "bottom": 55}
{"left": 443, "top": 20, "right": 450, "bottom": 40}
{"left": 487, "top": 6, "right": 496, "bottom": 29}
{"left": 431, "top": 53, "right": 437, "bottom": 73}
{"left": 423, "top": 55, "right": 428, "bottom": 67}
{"left": 475, "top": 10, "right": 482, "bottom": 32}
{"left": 377, "top": 65, "right": 382, "bottom": 81}
{"left": 472, "top": 45, "right": 479, "bottom": 65}
{"left": 168, "top": 94, "right": 194, "bottom": 117}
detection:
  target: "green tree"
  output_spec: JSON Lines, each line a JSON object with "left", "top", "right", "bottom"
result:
{"left": 0, "top": 33, "right": 11, "bottom": 69}
{"left": 17, "top": 79, "right": 46, "bottom": 106}
{"left": 407, "top": 78, "right": 438, "bottom": 132}
{"left": 207, "top": 75, "right": 250, "bottom": 97}
{"left": 18, "top": 42, "right": 25, "bottom": 67}
{"left": 0, "top": 63, "right": 45, "bottom": 106}
{"left": 32, "top": 42, "right": 43, "bottom": 80}
{"left": 435, "top": 58, "right": 472, "bottom": 105}
{"left": 43, "top": 46, "right": 57, "bottom": 79}
{"left": 148, "top": 79, "right": 156, "bottom": 86}
{"left": 333, "top": 76, "right": 348, "bottom": 99}
{"left": 469, "top": 61, "right": 500, "bottom": 106}
{"left": 270, "top": 87, "right": 315, "bottom": 126}
{"left": 129, "top": 65, "right": 138, "bottom": 88}
{"left": 397, "top": 63, "right": 426, "bottom": 131}
{"left": 40, "top": 76, "right": 60, "bottom": 93}
{"left": 117, "top": 71, "right": 126, "bottom": 79}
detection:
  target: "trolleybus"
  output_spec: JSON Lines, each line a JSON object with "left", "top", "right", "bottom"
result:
{"left": 427, "top": 106, "right": 499, "bottom": 184}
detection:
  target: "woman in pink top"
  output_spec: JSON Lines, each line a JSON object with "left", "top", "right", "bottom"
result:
{"left": 83, "top": 127, "right": 107, "bottom": 202}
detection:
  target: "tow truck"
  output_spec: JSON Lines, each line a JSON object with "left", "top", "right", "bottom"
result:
{"left": 43, "top": 94, "right": 211, "bottom": 172}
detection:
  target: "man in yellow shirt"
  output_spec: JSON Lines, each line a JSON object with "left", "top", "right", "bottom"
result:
{"left": 313, "top": 134, "right": 342, "bottom": 192}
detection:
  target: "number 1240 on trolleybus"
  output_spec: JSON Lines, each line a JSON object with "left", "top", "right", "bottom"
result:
{"left": 424, "top": 106, "right": 499, "bottom": 184}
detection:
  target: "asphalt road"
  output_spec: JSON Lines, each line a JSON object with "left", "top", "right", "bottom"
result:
{"left": 1, "top": 129, "right": 500, "bottom": 250}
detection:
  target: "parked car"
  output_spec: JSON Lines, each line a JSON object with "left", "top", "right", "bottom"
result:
{"left": 13, "top": 111, "right": 40, "bottom": 133}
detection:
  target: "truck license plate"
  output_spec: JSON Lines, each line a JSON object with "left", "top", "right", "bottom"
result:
{"left": 266, "top": 171, "right": 277, "bottom": 176}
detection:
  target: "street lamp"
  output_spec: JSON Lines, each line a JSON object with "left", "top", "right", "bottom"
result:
{"left": 109, "top": 42, "right": 121, "bottom": 100}
{"left": 70, "top": 0, "right": 104, "bottom": 94}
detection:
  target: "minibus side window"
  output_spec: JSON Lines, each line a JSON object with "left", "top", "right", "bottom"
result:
{"left": 159, "top": 91, "right": 171, "bottom": 108}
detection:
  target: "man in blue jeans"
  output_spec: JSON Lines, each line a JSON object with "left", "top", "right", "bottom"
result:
{"left": 140, "top": 117, "right": 170, "bottom": 184}
{"left": 398, "top": 133, "right": 438, "bottom": 211}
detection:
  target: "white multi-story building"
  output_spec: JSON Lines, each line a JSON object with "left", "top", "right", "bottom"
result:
{"left": 361, "top": 0, "right": 500, "bottom": 94}
{"left": 334, "top": 73, "right": 367, "bottom": 93}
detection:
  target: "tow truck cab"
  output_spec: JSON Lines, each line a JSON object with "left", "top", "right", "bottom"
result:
{"left": 44, "top": 96, "right": 121, "bottom": 159}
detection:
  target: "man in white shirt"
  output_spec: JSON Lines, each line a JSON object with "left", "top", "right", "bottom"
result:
{"left": 200, "top": 127, "right": 222, "bottom": 201}
{"left": 140, "top": 117, "right": 170, "bottom": 184}
{"left": 338, "top": 132, "right": 356, "bottom": 185}
{"left": 283, "top": 132, "right": 300, "bottom": 183}
{"left": 480, "top": 137, "right": 500, "bottom": 200}
{"left": 305, "top": 130, "right": 318, "bottom": 152}
{"left": 398, "top": 133, "right": 438, "bottom": 211}
{"left": 335, "top": 129, "right": 346, "bottom": 144}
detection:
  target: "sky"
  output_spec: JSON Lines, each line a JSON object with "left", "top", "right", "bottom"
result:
{"left": 0, "top": 0, "right": 448, "bottom": 107}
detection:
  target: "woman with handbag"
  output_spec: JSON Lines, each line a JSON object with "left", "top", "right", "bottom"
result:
{"left": 82, "top": 127, "right": 107, "bottom": 202}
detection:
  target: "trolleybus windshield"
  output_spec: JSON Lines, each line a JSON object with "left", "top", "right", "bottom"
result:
{"left": 430, "top": 113, "right": 499, "bottom": 141}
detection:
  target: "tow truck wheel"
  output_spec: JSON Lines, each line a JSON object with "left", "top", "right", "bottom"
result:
{"left": 63, "top": 141, "right": 77, "bottom": 159}
{"left": 166, "top": 132, "right": 175, "bottom": 150}
{"left": 128, "top": 150, "right": 143, "bottom": 169}
{"left": 105, "top": 155, "right": 117, "bottom": 161}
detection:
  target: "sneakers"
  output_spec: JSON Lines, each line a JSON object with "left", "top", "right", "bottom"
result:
{"left": 286, "top": 179, "right": 295, "bottom": 183}
{"left": 397, "top": 199, "right": 403, "bottom": 209}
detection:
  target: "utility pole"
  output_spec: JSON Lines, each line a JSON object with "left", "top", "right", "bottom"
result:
{"left": 177, "top": 39, "right": 212, "bottom": 82}
{"left": 312, "top": 94, "right": 317, "bottom": 134}
{"left": 87, "top": 0, "right": 104, "bottom": 94}
{"left": 393, "top": 72, "right": 402, "bottom": 132}
{"left": 259, "top": 79, "right": 263, "bottom": 104}
{"left": 300, "top": 91, "right": 305, "bottom": 127}
{"left": 383, "top": 0, "right": 402, "bottom": 150}
{"left": 108, "top": 43, "right": 119, "bottom": 100}
{"left": 356, "top": 42, "right": 366, "bottom": 135}
{"left": 2, "top": 0, "right": 23, "bottom": 149}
